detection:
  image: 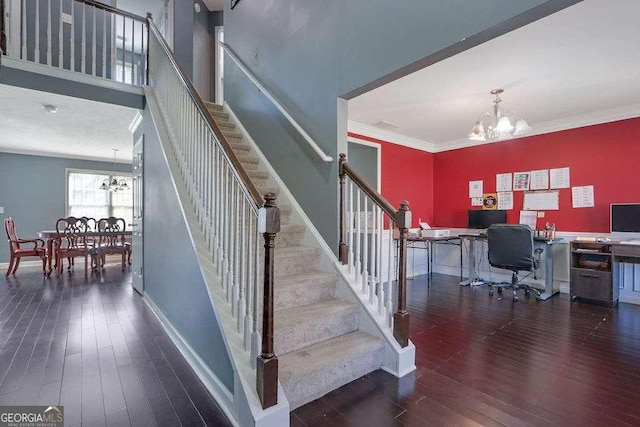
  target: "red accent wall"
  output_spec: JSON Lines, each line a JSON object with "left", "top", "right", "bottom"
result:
{"left": 348, "top": 133, "right": 434, "bottom": 227}
{"left": 433, "top": 118, "right": 640, "bottom": 232}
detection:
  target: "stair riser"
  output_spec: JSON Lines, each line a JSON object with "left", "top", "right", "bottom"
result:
{"left": 275, "top": 280, "right": 336, "bottom": 311}
{"left": 238, "top": 159, "right": 259, "bottom": 170}
{"left": 274, "top": 252, "right": 319, "bottom": 276}
{"left": 276, "top": 230, "right": 305, "bottom": 246}
{"left": 274, "top": 309, "right": 358, "bottom": 355}
{"left": 283, "top": 346, "right": 384, "bottom": 410}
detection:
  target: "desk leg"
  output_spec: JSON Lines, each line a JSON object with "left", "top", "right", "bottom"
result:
{"left": 539, "top": 242, "right": 558, "bottom": 301}
{"left": 428, "top": 241, "right": 432, "bottom": 282}
{"left": 459, "top": 242, "right": 463, "bottom": 282}
{"left": 460, "top": 238, "right": 476, "bottom": 286}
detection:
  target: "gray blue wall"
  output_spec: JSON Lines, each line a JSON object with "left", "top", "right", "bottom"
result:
{"left": 0, "top": 152, "right": 131, "bottom": 263}
{"left": 136, "top": 105, "right": 235, "bottom": 393}
{"left": 223, "top": 0, "right": 579, "bottom": 253}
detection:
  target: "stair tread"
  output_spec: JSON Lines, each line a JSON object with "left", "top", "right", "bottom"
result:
{"left": 279, "top": 224, "right": 305, "bottom": 233}
{"left": 279, "top": 331, "right": 384, "bottom": 380}
{"left": 204, "top": 101, "right": 223, "bottom": 111}
{"left": 275, "top": 299, "right": 358, "bottom": 328}
{"left": 277, "top": 271, "right": 338, "bottom": 286}
{"left": 275, "top": 245, "right": 317, "bottom": 256}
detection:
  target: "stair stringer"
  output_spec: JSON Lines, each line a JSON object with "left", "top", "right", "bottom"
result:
{"left": 224, "top": 103, "right": 417, "bottom": 378}
{"left": 145, "top": 87, "right": 290, "bottom": 427}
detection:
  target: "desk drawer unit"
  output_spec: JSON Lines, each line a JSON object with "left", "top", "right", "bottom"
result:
{"left": 570, "top": 268, "right": 615, "bottom": 302}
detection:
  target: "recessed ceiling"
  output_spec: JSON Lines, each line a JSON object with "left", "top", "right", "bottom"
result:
{"left": 0, "top": 84, "right": 139, "bottom": 162}
{"left": 348, "top": 0, "right": 640, "bottom": 152}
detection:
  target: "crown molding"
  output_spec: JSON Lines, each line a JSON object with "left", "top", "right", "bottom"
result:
{"left": 347, "top": 121, "right": 435, "bottom": 153}
{"left": 434, "top": 103, "right": 640, "bottom": 152}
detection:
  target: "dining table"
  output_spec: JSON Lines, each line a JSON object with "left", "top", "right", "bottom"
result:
{"left": 38, "top": 230, "right": 133, "bottom": 275}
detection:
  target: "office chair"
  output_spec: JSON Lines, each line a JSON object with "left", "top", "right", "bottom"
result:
{"left": 487, "top": 224, "right": 543, "bottom": 302}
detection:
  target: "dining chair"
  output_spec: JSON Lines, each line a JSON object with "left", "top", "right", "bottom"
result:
{"left": 96, "top": 217, "right": 128, "bottom": 270}
{"left": 54, "top": 217, "right": 90, "bottom": 277}
{"left": 4, "top": 217, "right": 47, "bottom": 276}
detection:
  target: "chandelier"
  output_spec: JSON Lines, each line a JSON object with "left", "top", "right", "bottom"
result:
{"left": 100, "top": 149, "right": 130, "bottom": 192}
{"left": 468, "top": 89, "right": 532, "bottom": 142}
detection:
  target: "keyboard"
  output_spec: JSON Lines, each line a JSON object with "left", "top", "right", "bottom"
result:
{"left": 620, "top": 239, "right": 640, "bottom": 245}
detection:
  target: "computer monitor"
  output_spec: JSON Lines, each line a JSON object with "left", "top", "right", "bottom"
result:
{"left": 611, "top": 203, "right": 640, "bottom": 233}
{"left": 467, "top": 210, "right": 507, "bottom": 229}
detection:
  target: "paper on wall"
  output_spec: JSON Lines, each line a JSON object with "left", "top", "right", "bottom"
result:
{"left": 519, "top": 210, "right": 538, "bottom": 230}
{"left": 471, "top": 197, "right": 483, "bottom": 206}
{"left": 513, "top": 172, "right": 530, "bottom": 191}
{"left": 550, "top": 167, "right": 570, "bottom": 189}
{"left": 469, "top": 180, "right": 483, "bottom": 198}
{"left": 497, "top": 192, "right": 513, "bottom": 210}
{"left": 530, "top": 169, "right": 549, "bottom": 190}
{"left": 523, "top": 190, "right": 560, "bottom": 210}
{"left": 496, "top": 173, "right": 512, "bottom": 192}
{"left": 572, "top": 185, "right": 595, "bottom": 208}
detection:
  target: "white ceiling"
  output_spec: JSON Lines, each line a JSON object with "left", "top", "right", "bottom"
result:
{"left": 202, "top": 0, "right": 224, "bottom": 11}
{"left": 0, "top": 84, "right": 139, "bottom": 162}
{"left": 348, "top": 0, "right": 640, "bottom": 152}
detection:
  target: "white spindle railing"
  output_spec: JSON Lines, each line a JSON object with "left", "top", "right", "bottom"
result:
{"left": 148, "top": 19, "right": 279, "bottom": 408}
{"left": 339, "top": 154, "right": 411, "bottom": 347}
{"left": 15, "top": 0, "right": 147, "bottom": 85}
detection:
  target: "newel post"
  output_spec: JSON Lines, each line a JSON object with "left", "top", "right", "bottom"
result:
{"left": 394, "top": 200, "right": 411, "bottom": 347}
{"left": 338, "top": 153, "right": 348, "bottom": 264}
{"left": 257, "top": 193, "right": 280, "bottom": 409}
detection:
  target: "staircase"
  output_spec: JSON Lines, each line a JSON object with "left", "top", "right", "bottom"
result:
{"left": 205, "top": 102, "right": 385, "bottom": 410}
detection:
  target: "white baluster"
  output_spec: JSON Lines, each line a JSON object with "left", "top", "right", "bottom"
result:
{"left": 91, "top": 6, "right": 96, "bottom": 75}
{"left": 348, "top": 180, "right": 354, "bottom": 273}
{"left": 81, "top": 3, "right": 85, "bottom": 73}
{"left": 130, "top": 20, "right": 135, "bottom": 84}
{"left": 387, "top": 221, "right": 395, "bottom": 327}
{"left": 369, "top": 203, "right": 376, "bottom": 305}
{"left": 377, "top": 207, "right": 384, "bottom": 315}
{"left": 58, "top": 0, "right": 63, "bottom": 67}
{"left": 232, "top": 181, "right": 240, "bottom": 316}
{"left": 355, "top": 186, "right": 361, "bottom": 289}
{"left": 21, "top": 0, "right": 26, "bottom": 59}
{"left": 237, "top": 197, "right": 246, "bottom": 333}
{"left": 362, "top": 197, "right": 369, "bottom": 295}
{"left": 34, "top": 0, "right": 40, "bottom": 62}
{"left": 47, "top": 0, "right": 52, "bottom": 65}
{"left": 102, "top": 9, "right": 106, "bottom": 77}
{"left": 251, "top": 225, "right": 260, "bottom": 368}
{"left": 70, "top": 0, "right": 74, "bottom": 71}
{"left": 225, "top": 168, "right": 233, "bottom": 302}
{"left": 244, "top": 213, "right": 253, "bottom": 350}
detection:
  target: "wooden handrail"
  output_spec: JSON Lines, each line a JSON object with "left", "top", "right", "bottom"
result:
{"left": 219, "top": 42, "right": 333, "bottom": 163}
{"left": 75, "top": 0, "right": 147, "bottom": 22}
{"left": 147, "top": 19, "right": 265, "bottom": 208}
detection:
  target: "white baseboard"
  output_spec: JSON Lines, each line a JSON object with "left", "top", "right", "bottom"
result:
{"left": 143, "top": 296, "right": 238, "bottom": 426}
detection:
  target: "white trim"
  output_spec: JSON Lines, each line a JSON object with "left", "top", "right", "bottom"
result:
{"left": 350, "top": 104, "right": 640, "bottom": 154}
{"left": 128, "top": 111, "right": 144, "bottom": 134}
{"left": 347, "top": 137, "right": 381, "bottom": 192}
{"left": 0, "top": 147, "right": 133, "bottom": 164}
{"left": 143, "top": 296, "right": 238, "bottom": 426}
{"left": 219, "top": 42, "right": 333, "bottom": 163}
{"left": 1, "top": 57, "right": 144, "bottom": 95}
{"left": 348, "top": 121, "right": 435, "bottom": 153}
{"left": 214, "top": 26, "right": 224, "bottom": 105}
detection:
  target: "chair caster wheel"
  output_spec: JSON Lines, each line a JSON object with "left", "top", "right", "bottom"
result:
{"left": 536, "top": 295, "right": 541, "bottom": 301}
{"left": 513, "top": 296, "right": 518, "bottom": 302}
{"left": 489, "top": 291, "right": 494, "bottom": 296}
{"left": 525, "top": 290, "right": 530, "bottom": 297}
{"left": 497, "top": 288, "right": 503, "bottom": 294}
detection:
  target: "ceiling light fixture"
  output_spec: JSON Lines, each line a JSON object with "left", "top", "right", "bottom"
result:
{"left": 43, "top": 104, "right": 57, "bottom": 113}
{"left": 100, "top": 149, "right": 130, "bottom": 192}
{"left": 468, "top": 89, "right": 532, "bottom": 142}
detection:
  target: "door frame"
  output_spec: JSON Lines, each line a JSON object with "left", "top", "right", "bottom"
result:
{"left": 347, "top": 136, "right": 381, "bottom": 192}
{"left": 214, "top": 25, "right": 224, "bottom": 104}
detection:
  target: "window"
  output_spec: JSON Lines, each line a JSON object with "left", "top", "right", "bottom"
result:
{"left": 67, "top": 170, "right": 133, "bottom": 224}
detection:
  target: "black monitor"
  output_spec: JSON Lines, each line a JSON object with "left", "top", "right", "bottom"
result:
{"left": 611, "top": 203, "right": 640, "bottom": 233}
{"left": 468, "top": 210, "right": 507, "bottom": 229}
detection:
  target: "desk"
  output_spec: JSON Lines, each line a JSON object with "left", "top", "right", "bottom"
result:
{"left": 458, "top": 233, "right": 562, "bottom": 300}
{"left": 404, "top": 235, "right": 462, "bottom": 282}
{"left": 38, "top": 230, "right": 132, "bottom": 275}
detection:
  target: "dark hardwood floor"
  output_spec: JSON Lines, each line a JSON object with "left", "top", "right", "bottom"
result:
{"left": 0, "top": 263, "right": 231, "bottom": 427}
{"left": 292, "top": 274, "right": 640, "bottom": 426}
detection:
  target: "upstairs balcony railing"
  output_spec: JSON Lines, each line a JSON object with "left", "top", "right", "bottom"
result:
{"left": 1, "top": 0, "right": 147, "bottom": 85}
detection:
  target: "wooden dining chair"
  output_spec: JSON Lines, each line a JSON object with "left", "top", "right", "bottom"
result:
{"left": 54, "top": 217, "right": 90, "bottom": 277}
{"left": 4, "top": 217, "right": 47, "bottom": 276}
{"left": 96, "top": 217, "right": 128, "bottom": 270}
